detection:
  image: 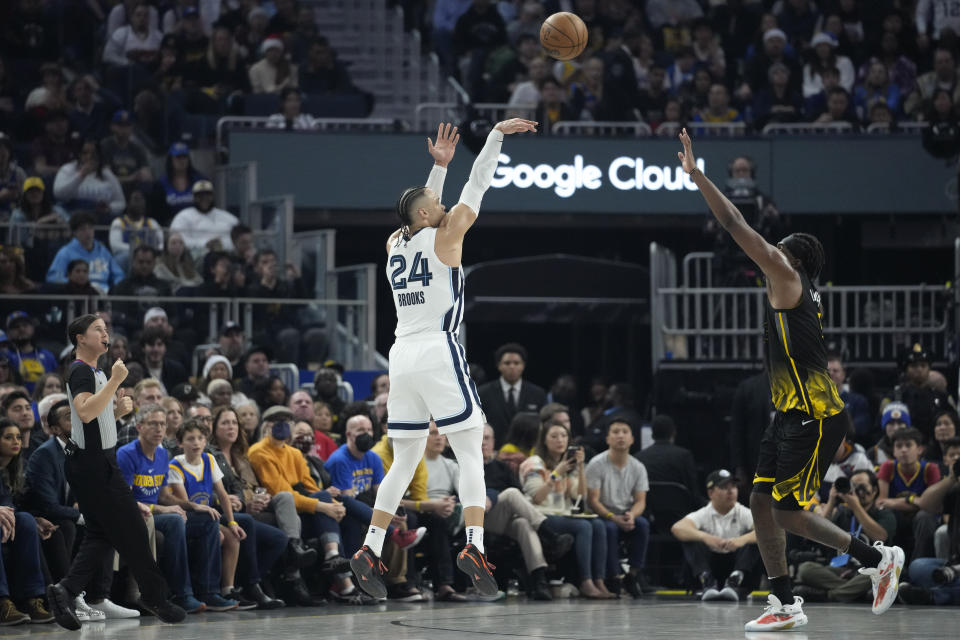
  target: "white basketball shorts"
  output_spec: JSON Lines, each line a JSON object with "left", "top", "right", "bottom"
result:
{"left": 386, "top": 332, "right": 485, "bottom": 438}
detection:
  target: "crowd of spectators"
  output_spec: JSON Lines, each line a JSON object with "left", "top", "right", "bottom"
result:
{"left": 0, "top": 0, "right": 367, "bottom": 153}
{"left": 430, "top": 0, "right": 960, "bottom": 134}
{"left": 3, "top": 330, "right": 957, "bottom": 622}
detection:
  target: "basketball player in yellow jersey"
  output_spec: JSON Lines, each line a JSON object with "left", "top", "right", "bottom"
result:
{"left": 677, "top": 130, "right": 904, "bottom": 631}
{"left": 350, "top": 118, "right": 537, "bottom": 599}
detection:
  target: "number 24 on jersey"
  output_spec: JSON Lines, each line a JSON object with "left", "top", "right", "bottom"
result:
{"left": 390, "top": 251, "right": 434, "bottom": 290}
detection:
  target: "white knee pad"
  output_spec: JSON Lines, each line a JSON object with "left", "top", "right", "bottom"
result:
{"left": 373, "top": 436, "right": 427, "bottom": 515}
{"left": 445, "top": 426, "right": 486, "bottom": 508}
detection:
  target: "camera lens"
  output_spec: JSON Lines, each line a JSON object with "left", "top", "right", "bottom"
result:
{"left": 834, "top": 476, "right": 851, "bottom": 494}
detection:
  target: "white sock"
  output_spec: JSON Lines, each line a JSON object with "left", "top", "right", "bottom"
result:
{"left": 324, "top": 548, "right": 339, "bottom": 560}
{"left": 466, "top": 526, "right": 484, "bottom": 553}
{"left": 221, "top": 586, "right": 234, "bottom": 596}
{"left": 363, "top": 525, "right": 387, "bottom": 556}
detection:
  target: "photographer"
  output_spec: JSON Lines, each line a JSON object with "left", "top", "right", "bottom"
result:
{"left": 793, "top": 470, "right": 896, "bottom": 603}
{"left": 902, "top": 440, "right": 960, "bottom": 605}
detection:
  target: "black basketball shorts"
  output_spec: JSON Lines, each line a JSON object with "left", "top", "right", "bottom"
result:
{"left": 752, "top": 409, "right": 851, "bottom": 511}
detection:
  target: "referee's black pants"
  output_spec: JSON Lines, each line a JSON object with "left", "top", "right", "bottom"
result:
{"left": 62, "top": 448, "right": 168, "bottom": 605}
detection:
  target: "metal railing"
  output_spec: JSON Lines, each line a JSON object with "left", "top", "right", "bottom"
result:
{"left": 655, "top": 121, "right": 747, "bottom": 137}
{"left": 474, "top": 103, "right": 538, "bottom": 122}
{"left": 865, "top": 121, "right": 931, "bottom": 135}
{"left": 551, "top": 121, "right": 653, "bottom": 137}
{"left": 762, "top": 122, "right": 855, "bottom": 136}
{"left": 215, "top": 116, "right": 404, "bottom": 156}
{"left": 649, "top": 244, "right": 956, "bottom": 371}
{"left": 214, "top": 162, "right": 258, "bottom": 221}
{"left": 1, "top": 293, "right": 379, "bottom": 370}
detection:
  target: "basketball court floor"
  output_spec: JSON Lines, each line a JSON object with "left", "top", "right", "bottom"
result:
{"left": 3, "top": 599, "right": 951, "bottom": 639}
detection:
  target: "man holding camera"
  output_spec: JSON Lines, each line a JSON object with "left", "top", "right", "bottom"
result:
{"left": 902, "top": 441, "right": 960, "bottom": 604}
{"left": 793, "top": 470, "right": 897, "bottom": 603}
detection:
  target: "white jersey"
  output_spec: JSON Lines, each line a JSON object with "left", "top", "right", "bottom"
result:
{"left": 388, "top": 227, "right": 464, "bottom": 337}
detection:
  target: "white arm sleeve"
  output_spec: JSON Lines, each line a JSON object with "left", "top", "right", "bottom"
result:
{"left": 425, "top": 165, "right": 446, "bottom": 202}
{"left": 458, "top": 129, "right": 504, "bottom": 214}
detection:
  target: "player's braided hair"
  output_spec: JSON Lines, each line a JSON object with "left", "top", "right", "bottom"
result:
{"left": 395, "top": 186, "right": 427, "bottom": 245}
{"left": 780, "top": 232, "right": 825, "bottom": 280}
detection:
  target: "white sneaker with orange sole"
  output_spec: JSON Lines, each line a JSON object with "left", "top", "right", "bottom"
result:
{"left": 744, "top": 595, "right": 808, "bottom": 632}
{"left": 858, "top": 541, "right": 905, "bottom": 615}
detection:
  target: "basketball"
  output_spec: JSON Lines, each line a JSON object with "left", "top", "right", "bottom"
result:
{"left": 539, "top": 12, "right": 588, "bottom": 61}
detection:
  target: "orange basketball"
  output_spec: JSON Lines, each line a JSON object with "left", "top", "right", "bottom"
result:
{"left": 539, "top": 12, "right": 588, "bottom": 61}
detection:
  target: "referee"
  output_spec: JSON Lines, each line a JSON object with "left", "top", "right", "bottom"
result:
{"left": 46, "top": 314, "right": 186, "bottom": 629}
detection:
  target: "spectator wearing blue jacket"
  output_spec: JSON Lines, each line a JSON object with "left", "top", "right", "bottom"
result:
{"left": 46, "top": 212, "right": 125, "bottom": 294}
{"left": 3, "top": 312, "right": 57, "bottom": 395}
{"left": 853, "top": 60, "right": 901, "bottom": 123}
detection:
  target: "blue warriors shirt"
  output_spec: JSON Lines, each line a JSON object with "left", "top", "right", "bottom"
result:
{"left": 117, "top": 440, "right": 170, "bottom": 504}
{"left": 325, "top": 445, "right": 385, "bottom": 494}
{"left": 168, "top": 453, "right": 221, "bottom": 506}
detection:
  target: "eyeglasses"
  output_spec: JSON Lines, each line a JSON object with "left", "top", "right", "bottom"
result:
{"left": 194, "top": 415, "right": 213, "bottom": 423}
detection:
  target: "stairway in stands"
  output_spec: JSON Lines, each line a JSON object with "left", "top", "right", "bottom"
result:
{"left": 309, "top": 0, "right": 455, "bottom": 126}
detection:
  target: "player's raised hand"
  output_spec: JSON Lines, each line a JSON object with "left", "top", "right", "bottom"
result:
{"left": 494, "top": 118, "right": 538, "bottom": 135}
{"left": 677, "top": 128, "right": 697, "bottom": 174}
{"left": 427, "top": 122, "right": 460, "bottom": 167}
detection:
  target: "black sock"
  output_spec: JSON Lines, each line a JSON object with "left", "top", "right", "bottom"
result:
{"left": 848, "top": 536, "right": 883, "bottom": 568}
{"left": 768, "top": 575, "right": 794, "bottom": 605}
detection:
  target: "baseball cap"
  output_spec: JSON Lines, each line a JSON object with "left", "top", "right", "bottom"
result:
{"left": 220, "top": 321, "right": 243, "bottom": 337}
{"left": 706, "top": 469, "right": 738, "bottom": 490}
{"left": 168, "top": 141, "right": 190, "bottom": 157}
{"left": 143, "top": 307, "right": 168, "bottom": 327}
{"left": 246, "top": 345, "right": 273, "bottom": 361}
{"left": 322, "top": 359, "right": 344, "bottom": 374}
{"left": 183, "top": 6, "right": 199, "bottom": 17}
{"left": 262, "top": 405, "right": 294, "bottom": 421}
{"left": 170, "top": 382, "right": 199, "bottom": 404}
{"left": 6, "top": 310, "right": 34, "bottom": 329}
{"left": 192, "top": 180, "right": 214, "bottom": 194}
{"left": 881, "top": 402, "right": 911, "bottom": 429}
{"left": 22, "top": 177, "right": 44, "bottom": 193}
{"left": 112, "top": 109, "right": 133, "bottom": 125}
{"left": 900, "top": 343, "right": 929, "bottom": 369}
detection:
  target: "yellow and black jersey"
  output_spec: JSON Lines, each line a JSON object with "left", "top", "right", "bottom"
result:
{"left": 763, "top": 272, "right": 844, "bottom": 420}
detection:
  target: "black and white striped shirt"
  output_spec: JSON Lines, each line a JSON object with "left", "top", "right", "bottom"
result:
{"left": 66, "top": 361, "right": 118, "bottom": 450}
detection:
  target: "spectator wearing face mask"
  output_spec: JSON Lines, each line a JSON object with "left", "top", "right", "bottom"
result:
{"left": 247, "top": 415, "right": 422, "bottom": 603}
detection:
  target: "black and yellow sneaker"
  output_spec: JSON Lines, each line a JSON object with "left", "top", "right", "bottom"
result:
{"left": 0, "top": 598, "right": 29, "bottom": 626}
{"left": 350, "top": 546, "right": 387, "bottom": 600}
{"left": 456, "top": 544, "right": 498, "bottom": 596}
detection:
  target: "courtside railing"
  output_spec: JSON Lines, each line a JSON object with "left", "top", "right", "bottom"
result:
{"left": 0, "top": 293, "right": 380, "bottom": 370}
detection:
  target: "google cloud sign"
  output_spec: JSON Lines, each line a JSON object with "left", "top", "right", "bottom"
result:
{"left": 490, "top": 153, "right": 705, "bottom": 198}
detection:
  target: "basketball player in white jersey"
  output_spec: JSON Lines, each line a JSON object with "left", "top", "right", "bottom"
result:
{"left": 350, "top": 119, "right": 537, "bottom": 598}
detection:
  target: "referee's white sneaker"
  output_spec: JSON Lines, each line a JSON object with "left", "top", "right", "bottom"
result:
{"left": 744, "top": 595, "right": 807, "bottom": 632}
{"left": 858, "top": 541, "right": 905, "bottom": 615}
{"left": 73, "top": 593, "right": 105, "bottom": 623}
{"left": 88, "top": 598, "right": 140, "bottom": 619}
